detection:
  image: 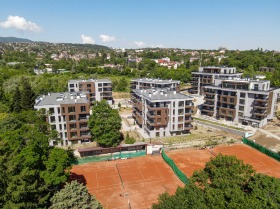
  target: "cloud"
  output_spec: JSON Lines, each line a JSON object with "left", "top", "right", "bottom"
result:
{"left": 100, "top": 34, "right": 116, "bottom": 43}
{"left": 0, "top": 15, "right": 41, "bottom": 32}
{"left": 134, "top": 41, "right": 146, "bottom": 47}
{"left": 81, "top": 34, "right": 95, "bottom": 44}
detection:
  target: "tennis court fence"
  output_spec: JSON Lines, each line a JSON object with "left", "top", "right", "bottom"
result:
{"left": 72, "top": 150, "right": 147, "bottom": 165}
{"left": 242, "top": 137, "right": 280, "bottom": 162}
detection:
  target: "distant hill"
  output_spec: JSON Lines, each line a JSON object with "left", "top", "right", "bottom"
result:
{"left": 0, "top": 37, "right": 33, "bottom": 43}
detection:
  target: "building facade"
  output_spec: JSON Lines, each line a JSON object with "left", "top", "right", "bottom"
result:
{"left": 190, "top": 66, "right": 242, "bottom": 95}
{"left": 68, "top": 79, "right": 113, "bottom": 104}
{"left": 131, "top": 78, "right": 180, "bottom": 92}
{"left": 202, "top": 77, "right": 280, "bottom": 127}
{"left": 131, "top": 89, "right": 193, "bottom": 138}
{"left": 34, "top": 92, "right": 91, "bottom": 146}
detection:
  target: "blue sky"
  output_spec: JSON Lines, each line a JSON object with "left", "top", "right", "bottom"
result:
{"left": 0, "top": 0, "right": 280, "bottom": 50}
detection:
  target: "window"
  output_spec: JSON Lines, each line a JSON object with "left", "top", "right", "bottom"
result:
{"left": 50, "top": 116, "right": 56, "bottom": 123}
{"left": 98, "top": 88, "right": 102, "bottom": 92}
{"left": 157, "top": 118, "right": 161, "bottom": 124}
{"left": 59, "top": 124, "right": 62, "bottom": 130}
{"left": 179, "top": 101, "right": 184, "bottom": 107}
{"left": 178, "top": 109, "right": 184, "bottom": 115}
{"left": 240, "top": 93, "right": 245, "bottom": 98}
{"left": 64, "top": 132, "right": 67, "bottom": 138}
{"left": 87, "top": 84, "right": 91, "bottom": 88}
{"left": 51, "top": 125, "right": 56, "bottom": 130}
{"left": 80, "top": 131, "right": 89, "bottom": 136}
{"left": 58, "top": 116, "right": 61, "bottom": 122}
{"left": 49, "top": 108, "right": 55, "bottom": 114}
{"left": 238, "top": 112, "right": 243, "bottom": 117}
{"left": 70, "top": 132, "right": 77, "bottom": 138}
{"left": 57, "top": 107, "right": 60, "bottom": 114}
{"left": 178, "top": 116, "right": 184, "bottom": 123}
{"left": 157, "top": 110, "right": 161, "bottom": 116}
{"left": 229, "top": 98, "right": 235, "bottom": 103}
{"left": 62, "top": 107, "right": 65, "bottom": 113}
{"left": 80, "top": 106, "right": 86, "bottom": 112}
{"left": 156, "top": 132, "right": 160, "bottom": 137}
{"left": 98, "top": 83, "right": 102, "bottom": 87}
{"left": 80, "top": 123, "right": 88, "bottom": 129}
{"left": 70, "top": 124, "right": 76, "bottom": 130}
{"left": 68, "top": 106, "right": 75, "bottom": 113}
{"left": 239, "top": 99, "right": 245, "bottom": 105}
{"left": 70, "top": 84, "right": 74, "bottom": 87}
{"left": 69, "top": 115, "right": 76, "bottom": 121}
{"left": 79, "top": 114, "right": 88, "bottom": 120}
{"left": 239, "top": 106, "right": 244, "bottom": 111}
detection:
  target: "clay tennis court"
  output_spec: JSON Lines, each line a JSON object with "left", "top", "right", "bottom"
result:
{"left": 71, "top": 144, "right": 280, "bottom": 208}
{"left": 71, "top": 155, "right": 184, "bottom": 209}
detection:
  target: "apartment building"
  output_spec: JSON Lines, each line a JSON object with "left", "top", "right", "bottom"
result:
{"left": 202, "top": 77, "right": 280, "bottom": 127}
{"left": 131, "top": 89, "right": 193, "bottom": 138}
{"left": 34, "top": 92, "right": 91, "bottom": 146}
{"left": 131, "top": 78, "right": 180, "bottom": 92}
{"left": 190, "top": 66, "right": 242, "bottom": 95}
{"left": 68, "top": 79, "right": 113, "bottom": 104}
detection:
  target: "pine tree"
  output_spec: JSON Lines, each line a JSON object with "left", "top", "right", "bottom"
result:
{"left": 21, "top": 78, "right": 35, "bottom": 110}
{"left": 11, "top": 86, "right": 22, "bottom": 112}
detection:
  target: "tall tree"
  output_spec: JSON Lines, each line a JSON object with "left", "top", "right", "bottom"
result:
{"left": 20, "top": 78, "right": 35, "bottom": 110}
{"left": 50, "top": 180, "right": 102, "bottom": 209}
{"left": 88, "top": 100, "right": 122, "bottom": 147}
{"left": 10, "top": 86, "right": 22, "bottom": 112}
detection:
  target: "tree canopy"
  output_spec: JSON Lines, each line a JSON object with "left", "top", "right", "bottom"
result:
{"left": 88, "top": 100, "right": 122, "bottom": 147}
{"left": 152, "top": 154, "right": 280, "bottom": 209}
{"left": 0, "top": 110, "right": 75, "bottom": 208}
{"left": 50, "top": 180, "right": 102, "bottom": 209}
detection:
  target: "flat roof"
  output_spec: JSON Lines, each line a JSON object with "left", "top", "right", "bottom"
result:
{"left": 192, "top": 72, "right": 242, "bottom": 76}
{"left": 134, "top": 89, "right": 193, "bottom": 101}
{"left": 34, "top": 92, "right": 89, "bottom": 106}
{"left": 131, "top": 78, "right": 180, "bottom": 84}
{"left": 68, "top": 78, "right": 111, "bottom": 83}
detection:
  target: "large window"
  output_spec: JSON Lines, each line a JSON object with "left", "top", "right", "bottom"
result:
{"left": 80, "top": 106, "right": 86, "bottom": 112}
{"left": 49, "top": 107, "right": 55, "bottom": 114}
{"left": 68, "top": 106, "right": 75, "bottom": 113}
{"left": 50, "top": 116, "right": 56, "bottom": 123}
{"left": 69, "top": 115, "right": 76, "bottom": 121}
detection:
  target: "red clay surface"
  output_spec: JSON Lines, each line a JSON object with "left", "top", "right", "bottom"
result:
{"left": 71, "top": 155, "right": 184, "bottom": 209}
{"left": 71, "top": 144, "right": 280, "bottom": 209}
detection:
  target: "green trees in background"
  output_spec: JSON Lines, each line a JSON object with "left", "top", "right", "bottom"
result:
{"left": 50, "top": 180, "right": 102, "bottom": 209}
{"left": 88, "top": 100, "right": 122, "bottom": 147}
{"left": 0, "top": 110, "right": 75, "bottom": 208}
{"left": 152, "top": 154, "right": 280, "bottom": 209}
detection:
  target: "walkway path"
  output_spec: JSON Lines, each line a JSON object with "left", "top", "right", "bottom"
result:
{"left": 258, "top": 128, "right": 280, "bottom": 141}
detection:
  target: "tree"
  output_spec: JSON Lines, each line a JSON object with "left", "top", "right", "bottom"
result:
{"left": 0, "top": 110, "right": 75, "bottom": 208}
{"left": 88, "top": 100, "right": 122, "bottom": 147}
{"left": 50, "top": 180, "right": 102, "bottom": 209}
{"left": 20, "top": 78, "right": 35, "bottom": 110}
{"left": 116, "top": 77, "right": 128, "bottom": 92}
{"left": 10, "top": 86, "right": 22, "bottom": 112}
{"left": 152, "top": 154, "right": 280, "bottom": 209}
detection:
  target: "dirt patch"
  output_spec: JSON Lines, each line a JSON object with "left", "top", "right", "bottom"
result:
{"left": 249, "top": 132, "right": 280, "bottom": 152}
{"left": 113, "top": 92, "right": 130, "bottom": 99}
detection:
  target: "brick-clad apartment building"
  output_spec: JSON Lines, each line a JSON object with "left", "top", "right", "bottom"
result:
{"left": 68, "top": 79, "right": 113, "bottom": 104}
{"left": 190, "top": 66, "right": 280, "bottom": 128}
{"left": 34, "top": 92, "right": 91, "bottom": 146}
{"left": 131, "top": 83, "right": 193, "bottom": 138}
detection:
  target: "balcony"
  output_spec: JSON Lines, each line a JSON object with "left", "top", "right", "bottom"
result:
{"left": 147, "top": 104, "right": 168, "bottom": 110}
{"left": 203, "top": 102, "right": 215, "bottom": 107}
{"left": 202, "top": 109, "right": 214, "bottom": 113}
{"left": 253, "top": 111, "right": 267, "bottom": 116}
{"left": 204, "top": 91, "right": 216, "bottom": 95}
{"left": 146, "top": 111, "right": 156, "bottom": 118}
{"left": 146, "top": 119, "right": 156, "bottom": 126}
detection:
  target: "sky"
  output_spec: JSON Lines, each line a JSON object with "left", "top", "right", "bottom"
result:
{"left": 0, "top": 0, "right": 280, "bottom": 50}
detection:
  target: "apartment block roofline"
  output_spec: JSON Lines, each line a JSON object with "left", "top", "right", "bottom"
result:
{"left": 131, "top": 78, "right": 180, "bottom": 84}
{"left": 35, "top": 91, "right": 89, "bottom": 106}
{"left": 134, "top": 88, "right": 193, "bottom": 101}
